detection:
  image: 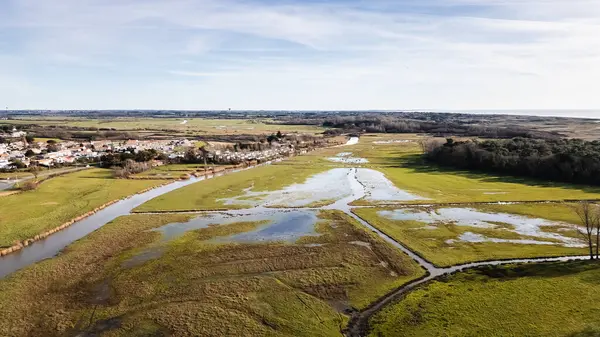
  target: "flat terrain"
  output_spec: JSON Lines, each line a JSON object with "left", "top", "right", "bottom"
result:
{"left": 138, "top": 135, "right": 600, "bottom": 213}
{"left": 2, "top": 132, "right": 600, "bottom": 336}
{"left": 349, "top": 134, "right": 600, "bottom": 204}
{"left": 1, "top": 117, "right": 325, "bottom": 135}
{"left": 354, "top": 204, "right": 587, "bottom": 267}
{"left": 0, "top": 211, "right": 423, "bottom": 336}
{"left": 0, "top": 166, "right": 87, "bottom": 180}
{"left": 135, "top": 157, "right": 330, "bottom": 212}
{"left": 369, "top": 261, "right": 600, "bottom": 336}
{"left": 0, "top": 169, "right": 164, "bottom": 247}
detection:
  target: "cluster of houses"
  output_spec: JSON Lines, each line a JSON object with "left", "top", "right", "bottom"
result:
{"left": 1, "top": 126, "right": 324, "bottom": 171}
{"left": 0, "top": 130, "right": 196, "bottom": 170}
{"left": 209, "top": 144, "right": 304, "bottom": 164}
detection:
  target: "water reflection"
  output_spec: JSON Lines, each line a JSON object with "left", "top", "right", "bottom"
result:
{"left": 380, "top": 208, "right": 585, "bottom": 247}
{"left": 154, "top": 210, "right": 320, "bottom": 243}
{"left": 220, "top": 168, "right": 424, "bottom": 208}
{"left": 327, "top": 152, "right": 369, "bottom": 164}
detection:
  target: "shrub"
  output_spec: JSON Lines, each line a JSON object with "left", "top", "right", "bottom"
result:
{"left": 20, "top": 181, "right": 39, "bottom": 191}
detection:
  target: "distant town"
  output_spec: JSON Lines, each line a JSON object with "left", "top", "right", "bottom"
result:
{"left": 0, "top": 125, "right": 327, "bottom": 172}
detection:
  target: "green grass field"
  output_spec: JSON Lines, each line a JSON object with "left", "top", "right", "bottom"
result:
{"left": 0, "top": 169, "right": 164, "bottom": 247}
{"left": 477, "top": 203, "right": 584, "bottom": 224}
{"left": 347, "top": 134, "right": 600, "bottom": 204}
{"left": 354, "top": 206, "right": 587, "bottom": 267}
{"left": 0, "top": 210, "right": 424, "bottom": 336}
{"left": 33, "top": 137, "right": 62, "bottom": 143}
{"left": 369, "top": 261, "right": 600, "bottom": 336}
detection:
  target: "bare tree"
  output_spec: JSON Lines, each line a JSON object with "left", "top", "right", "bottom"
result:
{"left": 199, "top": 145, "right": 209, "bottom": 168}
{"left": 575, "top": 202, "right": 600, "bottom": 259}
{"left": 28, "top": 164, "right": 40, "bottom": 181}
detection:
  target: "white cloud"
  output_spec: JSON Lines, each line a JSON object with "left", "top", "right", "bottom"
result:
{"left": 0, "top": 0, "right": 599, "bottom": 112}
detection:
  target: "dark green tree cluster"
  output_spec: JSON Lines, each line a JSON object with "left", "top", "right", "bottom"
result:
{"left": 426, "top": 138, "right": 600, "bottom": 185}
{"left": 318, "top": 116, "right": 558, "bottom": 139}
{"left": 99, "top": 149, "right": 166, "bottom": 168}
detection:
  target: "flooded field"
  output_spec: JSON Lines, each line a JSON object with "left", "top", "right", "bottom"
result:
{"left": 221, "top": 168, "right": 424, "bottom": 208}
{"left": 327, "top": 152, "right": 369, "bottom": 164}
{"left": 379, "top": 208, "right": 584, "bottom": 247}
{"left": 356, "top": 170, "right": 424, "bottom": 203}
{"left": 154, "top": 209, "right": 320, "bottom": 243}
{"left": 2, "top": 134, "right": 598, "bottom": 337}
{"left": 356, "top": 206, "right": 588, "bottom": 267}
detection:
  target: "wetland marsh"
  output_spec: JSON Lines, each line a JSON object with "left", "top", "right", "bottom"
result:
{"left": 2, "top": 135, "right": 600, "bottom": 336}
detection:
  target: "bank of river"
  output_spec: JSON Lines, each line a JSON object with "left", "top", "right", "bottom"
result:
{"left": 0, "top": 138, "right": 354, "bottom": 278}
{"left": 0, "top": 159, "right": 288, "bottom": 278}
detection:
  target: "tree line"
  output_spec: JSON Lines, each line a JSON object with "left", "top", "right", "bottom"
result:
{"left": 425, "top": 137, "right": 600, "bottom": 185}
{"left": 281, "top": 115, "right": 560, "bottom": 139}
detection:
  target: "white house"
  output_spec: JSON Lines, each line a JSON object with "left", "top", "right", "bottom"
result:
{"left": 10, "top": 127, "right": 27, "bottom": 138}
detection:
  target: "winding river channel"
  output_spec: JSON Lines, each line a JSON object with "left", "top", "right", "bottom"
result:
{"left": 0, "top": 137, "right": 591, "bottom": 336}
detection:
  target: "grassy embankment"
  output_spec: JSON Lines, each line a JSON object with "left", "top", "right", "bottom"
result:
{"left": 0, "top": 211, "right": 424, "bottom": 336}
{"left": 0, "top": 169, "right": 164, "bottom": 247}
{"left": 346, "top": 134, "right": 600, "bottom": 205}
{"left": 354, "top": 204, "right": 587, "bottom": 267}
{"left": 369, "top": 261, "right": 600, "bottom": 336}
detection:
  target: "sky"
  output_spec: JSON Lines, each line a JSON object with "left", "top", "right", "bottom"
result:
{"left": 0, "top": 0, "right": 599, "bottom": 116}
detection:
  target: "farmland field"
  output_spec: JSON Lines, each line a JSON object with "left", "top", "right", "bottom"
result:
{"left": 1, "top": 117, "right": 325, "bottom": 135}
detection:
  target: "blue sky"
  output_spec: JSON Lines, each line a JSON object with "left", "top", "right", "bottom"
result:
{"left": 0, "top": 0, "right": 599, "bottom": 115}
